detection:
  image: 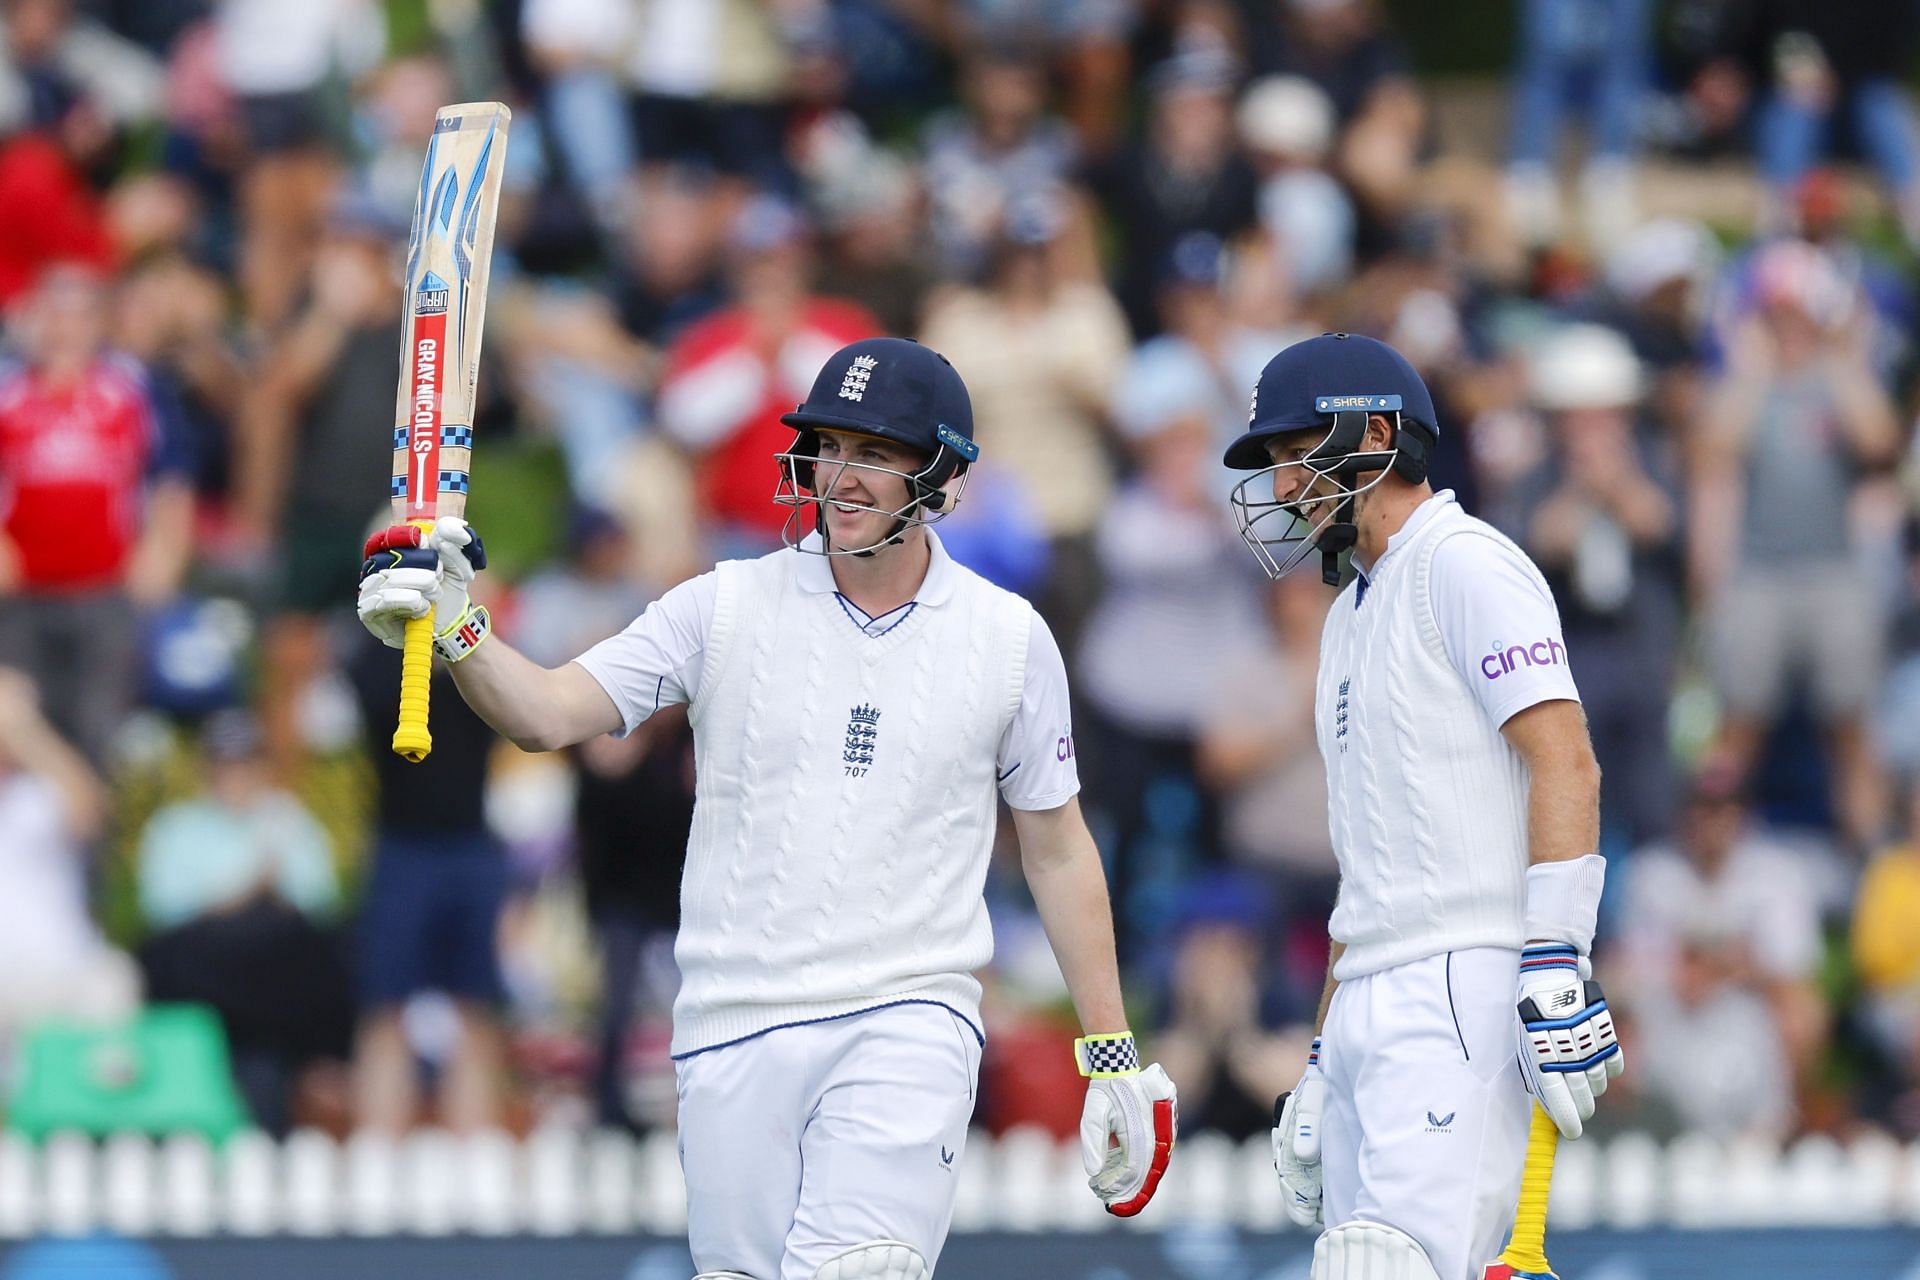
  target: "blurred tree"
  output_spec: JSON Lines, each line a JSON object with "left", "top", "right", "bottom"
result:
{"left": 1380, "top": 0, "right": 1512, "bottom": 74}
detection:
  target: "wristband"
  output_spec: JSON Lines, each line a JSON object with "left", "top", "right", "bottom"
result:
{"left": 433, "top": 604, "right": 492, "bottom": 664}
{"left": 1519, "top": 942, "right": 1580, "bottom": 976}
{"left": 1074, "top": 1031, "right": 1140, "bottom": 1078}
{"left": 1523, "top": 853, "right": 1607, "bottom": 954}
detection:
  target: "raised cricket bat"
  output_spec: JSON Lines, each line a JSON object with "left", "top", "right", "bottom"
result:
{"left": 1482, "top": 1103, "right": 1560, "bottom": 1280}
{"left": 388, "top": 101, "right": 510, "bottom": 762}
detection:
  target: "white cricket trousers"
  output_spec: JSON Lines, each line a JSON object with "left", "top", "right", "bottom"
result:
{"left": 1320, "top": 947, "right": 1532, "bottom": 1280}
{"left": 674, "top": 1001, "right": 983, "bottom": 1279}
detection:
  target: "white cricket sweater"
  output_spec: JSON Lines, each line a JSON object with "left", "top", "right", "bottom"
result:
{"left": 1317, "top": 497, "right": 1571, "bottom": 980}
{"left": 671, "top": 545, "right": 1032, "bottom": 1056}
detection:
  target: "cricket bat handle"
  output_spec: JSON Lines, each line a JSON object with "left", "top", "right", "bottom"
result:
{"left": 393, "top": 615, "right": 434, "bottom": 761}
{"left": 1507, "top": 1103, "right": 1559, "bottom": 1271}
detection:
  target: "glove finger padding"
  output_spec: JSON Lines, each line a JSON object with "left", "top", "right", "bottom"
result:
{"left": 1587, "top": 1004, "right": 1626, "bottom": 1099}
{"left": 1562, "top": 1049, "right": 1597, "bottom": 1121}
{"left": 1520, "top": 1049, "right": 1583, "bottom": 1140}
{"left": 359, "top": 579, "right": 435, "bottom": 613}
{"left": 1272, "top": 1084, "right": 1325, "bottom": 1227}
{"left": 357, "top": 562, "right": 438, "bottom": 649}
{"left": 1080, "top": 1064, "right": 1178, "bottom": 1218}
{"left": 1519, "top": 946, "right": 1623, "bottom": 1140}
{"left": 428, "top": 515, "right": 486, "bottom": 579}
{"left": 1289, "top": 1070, "right": 1323, "bottom": 1162}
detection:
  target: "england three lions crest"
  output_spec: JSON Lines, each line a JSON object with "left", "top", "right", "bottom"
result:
{"left": 838, "top": 354, "right": 878, "bottom": 402}
{"left": 844, "top": 703, "right": 880, "bottom": 776}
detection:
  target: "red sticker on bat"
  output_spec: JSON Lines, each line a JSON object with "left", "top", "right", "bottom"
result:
{"left": 364, "top": 524, "right": 425, "bottom": 558}
{"left": 405, "top": 308, "right": 447, "bottom": 519}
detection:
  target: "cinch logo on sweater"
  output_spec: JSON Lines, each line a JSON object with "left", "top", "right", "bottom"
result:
{"left": 844, "top": 703, "right": 881, "bottom": 775}
{"left": 1480, "top": 637, "right": 1566, "bottom": 680}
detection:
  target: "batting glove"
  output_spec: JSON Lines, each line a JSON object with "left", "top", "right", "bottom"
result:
{"left": 1272, "top": 1036, "right": 1326, "bottom": 1227}
{"left": 1075, "top": 1032, "right": 1178, "bottom": 1218}
{"left": 1517, "top": 944, "right": 1624, "bottom": 1139}
{"left": 357, "top": 517, "right": 491, "bottom": 661}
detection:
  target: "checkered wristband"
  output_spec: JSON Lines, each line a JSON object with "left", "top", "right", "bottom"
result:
{"left": 433, "top": 604, "right": 492, "bottom": 663}
{"left": 1074, "top": 1031, "right": 1140, "bottom": 1078}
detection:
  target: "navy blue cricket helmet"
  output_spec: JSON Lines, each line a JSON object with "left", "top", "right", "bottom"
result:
{"left": 1225, "top": 332, "right": 1438, "bottom": 470}
{"left": 775, "top": 337, "right": 981, "bottom": 555}
{"left": 1223, "top": 333, "right": 1440, "bottom": 582}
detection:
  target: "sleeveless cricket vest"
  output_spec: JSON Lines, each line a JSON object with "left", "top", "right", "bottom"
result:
{"left": 673, "top": 547, "right": 1031, "bottom": 1056}
{"left": 1317, "top": 503, "right": 1533, "bottom": 979}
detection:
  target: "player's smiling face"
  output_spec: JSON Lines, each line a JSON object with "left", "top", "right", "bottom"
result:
{"left": 813, "top": 429, "right": 925, "bottom": 548}
{"left": 1264, "top": 430, "right": 1340, "bottom": 517}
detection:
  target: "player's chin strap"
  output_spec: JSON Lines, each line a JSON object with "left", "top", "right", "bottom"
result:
{"left": 1304, "top": 410, "right": 1374, "bottom": 587}
{"left": 810, "top": 501, "right": 914, "bottom": 558}
{"left": 1315, "top": 495, "right": 1358, "bottom": 586}
{"left": 813, "top": 501, "right": 911, "bottom": 559}
{"left": 795, "top": 442, "right": 970, "bottom": 558}
{"left": 1307, "top": 408, "right": 1433, "bottom": 586}
{"left": 863, "top": 448, "right": 962, "bottom": 556}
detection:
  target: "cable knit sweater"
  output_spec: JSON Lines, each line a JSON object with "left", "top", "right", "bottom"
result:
{"left": 1318, "top": 501, "right": 1545, "bottom": 979}
{"left": 670, "top": 546, "right": 1031, "bottom": 1056}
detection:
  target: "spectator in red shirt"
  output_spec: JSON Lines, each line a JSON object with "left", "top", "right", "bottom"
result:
{"left": 0, "top": 0, "right": 166, "bottom": 306}
{"left": 0, "top": 265, "right": 193, "bottom": 764}
{"left": 0, "top": 130, "right": 114, "bottom": 307}
{"left": 655, "top": 196, "right": 877, "bottom": 559}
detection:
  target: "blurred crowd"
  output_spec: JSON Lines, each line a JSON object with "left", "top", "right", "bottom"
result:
{"left": 4, "top": 0, "right": 1920, "bottom": 1153}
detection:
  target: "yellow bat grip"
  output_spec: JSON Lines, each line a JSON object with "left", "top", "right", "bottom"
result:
{"left": 392, "top": 614, "right": 434, "bottom": 761}
{"left": 1502, "top": 1103, "right": 1560, "bottom": 1272}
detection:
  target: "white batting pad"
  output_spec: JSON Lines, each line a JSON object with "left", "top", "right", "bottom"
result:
{"left": 813, "top": 1240, "right": 929, "bottom": 1280}
{"left": 1312, "top": 1220, "right": 1442, "bottom": 1280}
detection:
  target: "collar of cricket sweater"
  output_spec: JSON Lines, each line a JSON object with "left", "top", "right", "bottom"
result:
{"left": 1352, "top": 487, "right": 1459, "bottom": 593}
{"left": 791, "top": 526, "right": 961, "bottom": 609}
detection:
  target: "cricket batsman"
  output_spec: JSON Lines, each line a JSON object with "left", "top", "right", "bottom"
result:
{"left": 1222, "top": 334, "right": 1623, "bottom": 1280}
{"left": 356, "top": 337, "right": 1176, "bottom": 1278}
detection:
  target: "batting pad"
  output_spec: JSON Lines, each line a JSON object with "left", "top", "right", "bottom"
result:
{"left": 1313, "top": 1221, "right": 1442, "bottom": 1280}
{"left": 813, "top": 1240, "right": 928, "bottom": 1280}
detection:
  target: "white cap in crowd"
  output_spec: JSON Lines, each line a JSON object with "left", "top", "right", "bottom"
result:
{"left": 1530, "top": 324, "right": 1644, "bottom": 411}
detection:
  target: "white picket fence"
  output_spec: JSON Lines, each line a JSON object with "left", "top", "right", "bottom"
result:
{"left": 3, "top": 1127, "right": 1920, "bottom": 1238}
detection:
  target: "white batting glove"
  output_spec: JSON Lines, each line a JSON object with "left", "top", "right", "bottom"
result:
{"left": 1075, "top": 1032, "right": 1178, "bottom": 1218}
{"left": 357, "top": 539, "right": 436, "bottom": 650}
{"left": 1517, "top": 944, "right": 1624, "bottom": 1139}
{"left": 1272, "top": 1036, "right": 1326, "bottom": 1227}
{"left": 357, "top": 516, "right": 490, "bottom": 660}
{"left": 424, "top": 516, "right": 482, "bottom": 612}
